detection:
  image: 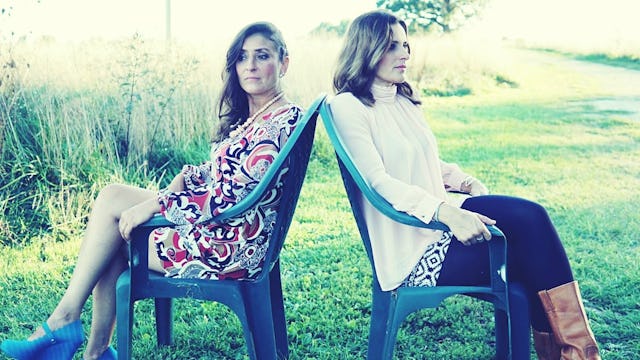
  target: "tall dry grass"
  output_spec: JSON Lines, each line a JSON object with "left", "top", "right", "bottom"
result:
{"left": 1, "top": 35, "right": 214, "bottom": 243}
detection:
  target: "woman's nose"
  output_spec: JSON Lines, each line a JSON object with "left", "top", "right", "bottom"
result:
{"left": 247, "top": 57, "right": 258, "bottom": 70}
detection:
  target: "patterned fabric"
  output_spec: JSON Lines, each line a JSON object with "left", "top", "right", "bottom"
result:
{"left": 402, "top": 232, "right": 452, "bottom": 287}
{"left": 151, "top": 104, "right": 302, "bottom": 280}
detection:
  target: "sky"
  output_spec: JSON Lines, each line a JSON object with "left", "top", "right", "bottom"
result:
{"left": 1, "top": 0, "right": 639, "bottom": 45}
{"left": 1, "top": 0, "right": 376, "bottom": 43}
{"left": 478, "top": 0, "right": 639, "bottom": 45}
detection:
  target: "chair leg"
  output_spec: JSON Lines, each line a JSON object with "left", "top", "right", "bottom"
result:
{"left": 243, "top": 282, "right": 278, "bottom": 360}
{"left": 509, "top": 283, "right": 531, "bottom": 360}
{"left": 115, "top": 279, "right": 134, "bottom": 360}
{"left": 495, "top": 283, "right": 531, "bottom": 360}
{"left": 269, "top": 262, "right": 289, "bottom": 359}
{"left": 154, "top": 298, "right": 173, "bottom": 346}
{"left": 368, "top": 290, "right": 397, "bottom": 360}
{"left": 495, "top": 308, "right": 510, "bottom": 360}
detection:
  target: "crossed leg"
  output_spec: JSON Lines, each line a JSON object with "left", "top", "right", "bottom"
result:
{"left": 27, "top": 183, "right": 165, "bottom": 359}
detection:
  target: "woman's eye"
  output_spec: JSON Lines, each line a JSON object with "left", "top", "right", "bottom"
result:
{"left": 238, "top": 53, "right": 248, "bottom": 62}
{"left": 257, "top": 53, "right": 270, "bottom": 61}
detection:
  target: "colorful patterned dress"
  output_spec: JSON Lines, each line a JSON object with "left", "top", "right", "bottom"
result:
{"left": 151, "top": 104, "right": 302, "bottom": 280}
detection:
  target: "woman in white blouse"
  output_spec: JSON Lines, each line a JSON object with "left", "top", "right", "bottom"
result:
{"left": 329, "top": 10, "right": 600, "bottom": 360}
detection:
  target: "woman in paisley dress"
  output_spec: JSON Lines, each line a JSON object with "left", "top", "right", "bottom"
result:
{"left": 329, "top": 10, "right": 600, "bottom": 360}
{"left": 1, "top": 21, "right": 301, "bottom": 360}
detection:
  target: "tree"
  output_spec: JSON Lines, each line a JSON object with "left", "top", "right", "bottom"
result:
{"left": 377, "top": 0, "right": 487, "bottom": 33}
{"left": 310, "top": 20, "right": 350, "bottom": 36}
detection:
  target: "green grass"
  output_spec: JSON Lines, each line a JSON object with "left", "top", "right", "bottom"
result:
{"left": 2, "top": 98, "right": 638, "bottom": 359}
{"left": 574, "top": 54, "right": 640, "bottom": 71}
{"left": 1, "top": 36, "right": 639, "bottom": 359}
{"left": 533, "top": 47, "right": 640, "bottom": 71}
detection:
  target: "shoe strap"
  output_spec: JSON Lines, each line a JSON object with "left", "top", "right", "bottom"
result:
{"left": 41, "top": 321, "right": 57, "bottom": 344}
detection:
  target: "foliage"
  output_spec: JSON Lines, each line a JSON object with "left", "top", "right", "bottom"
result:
{"left": 310, "top": 20, "right": 350, "bottom": 36}
{"left": 113, "top": 33, "right": 201, "bottom": 171}
{"left": 1, "top": 5, "right": 13, "bottom": 17}
{"left": 537, "top": 47, "right": 640, "bottom": 71}
{"left": 377, "top": 0, "right": 488, "bottom": 33}
{"left": 574, "top": 53, "right": 640, "bottom": 71}
{"left": 0, "top": 36, "right": 204, "bottom": 246}
{"left": 0, "top": 28, "right": 44, "bottom": 243}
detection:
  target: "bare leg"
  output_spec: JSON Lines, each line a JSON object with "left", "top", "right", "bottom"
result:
{"left": 81, "top": 250, "right": 126, "bottom": 358}
{"left": 26, "top": 183, "right": 165, "bottom": 359}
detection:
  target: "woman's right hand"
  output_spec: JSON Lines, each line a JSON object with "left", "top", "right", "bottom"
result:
{"left": 118, "top": 198, "right": 160, "bottom": 241}
{"left": 168, "top": 173, "right": 186, "bottom": 192}
{"left": 437, "top": 203, "right": 495, "bottom": 246}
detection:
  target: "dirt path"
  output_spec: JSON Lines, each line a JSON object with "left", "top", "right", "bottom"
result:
{"left": 525, "top": 50, "right": 640, "bottom": 121}
{"left": 562, "top": 56, "right": 640, "bottom": 121}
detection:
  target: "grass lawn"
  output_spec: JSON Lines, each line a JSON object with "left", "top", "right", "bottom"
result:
{"left": 1, "top": 42, "right": 639, "bottom": 359}
{"left": 2, "top": 95, "right": 638, "bottom": 359}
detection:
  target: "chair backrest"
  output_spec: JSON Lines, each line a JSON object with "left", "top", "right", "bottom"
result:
{"left": 318, "top": 99, "right": 523, "bottom": 360}
{"left": 136, "top": 94, "right": 326, "bottom": 282}
{"left": 318, "top": 98, "right": 505, "bottom": 287}
{"left": 252, "top": 94, "right": 325, "bottom": 279}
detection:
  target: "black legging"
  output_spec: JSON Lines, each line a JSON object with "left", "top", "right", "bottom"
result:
{"left": 436, "top": 194, "right": 574, "bottom": 331}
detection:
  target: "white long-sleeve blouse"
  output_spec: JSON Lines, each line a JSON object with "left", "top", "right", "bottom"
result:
{"left": 330, "top": 84, "right": 470, "bottom": 291}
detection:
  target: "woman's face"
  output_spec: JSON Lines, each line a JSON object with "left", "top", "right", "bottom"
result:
{"left": 235, "top": 34, "right": 287, "bottom": 97}
{"left": 373, "top": 23, "right": 410, "bottom": 87}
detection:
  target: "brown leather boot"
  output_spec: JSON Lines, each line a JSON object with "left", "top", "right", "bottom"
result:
{"left": 533, "top": 329, "right": 561, "bottom": 360}
{"left": 538, "top": 281, "right": 601, "bottom": 360}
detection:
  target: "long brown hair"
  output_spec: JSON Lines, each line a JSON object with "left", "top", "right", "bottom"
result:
{"left": 213, "top": 21, "right": 289, "bottom": 142}
{"left": 333, "top": 10, "right": 420, "bottom": 106}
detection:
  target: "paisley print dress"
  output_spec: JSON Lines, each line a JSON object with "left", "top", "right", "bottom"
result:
{"left": 151, "top": 104, "right": 302, "bottom": 280}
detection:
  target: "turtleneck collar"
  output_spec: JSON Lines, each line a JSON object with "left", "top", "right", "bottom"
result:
{"left": 371, "top": 83, "right": 397, "bottom": 103}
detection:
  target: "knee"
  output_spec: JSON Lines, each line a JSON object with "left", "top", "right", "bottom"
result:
{"left": 93, "top": 183, "right": 132, "bottom": 215}
{"left": 96, "top": 183, "right": 128, "bottom": 202}
{"left": 512, "top": 198, "right": 551, "bottom": 227}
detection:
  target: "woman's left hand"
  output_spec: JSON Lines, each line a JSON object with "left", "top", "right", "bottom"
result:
{"left": 437, "top": 203, "right": 495, "bottom": 246}
{"left": 461, "top": 176, "right": 489, "bottom": 196}
{"left": 469, "top": 180, "right": 489, "bottom": 196}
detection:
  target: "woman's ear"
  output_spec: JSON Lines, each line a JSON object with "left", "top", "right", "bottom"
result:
{"left": 279, "top": 56, "right": 290, "bottom": 77}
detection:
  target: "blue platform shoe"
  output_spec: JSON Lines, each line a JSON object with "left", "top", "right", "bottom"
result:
{"left": 1, "top": 320, "right": 84, "bottom": 360}
{"left": 96, "top": 346, "right": 117, "bottom": 360}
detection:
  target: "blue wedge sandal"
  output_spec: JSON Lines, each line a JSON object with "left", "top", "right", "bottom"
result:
{"left": 1, "top": 320, "right": 84, "bottom": 360}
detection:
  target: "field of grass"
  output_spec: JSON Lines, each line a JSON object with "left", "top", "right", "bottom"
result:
{"left": 1, "top": 32, "right": 639, "bottom": 359}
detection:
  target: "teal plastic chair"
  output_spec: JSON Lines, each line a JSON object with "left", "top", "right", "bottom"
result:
{"left": 115, "top": 94, "right": 326, "bottom": 360}
{"left": 319, "top": 99, "right": 530, "bottom": 359}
